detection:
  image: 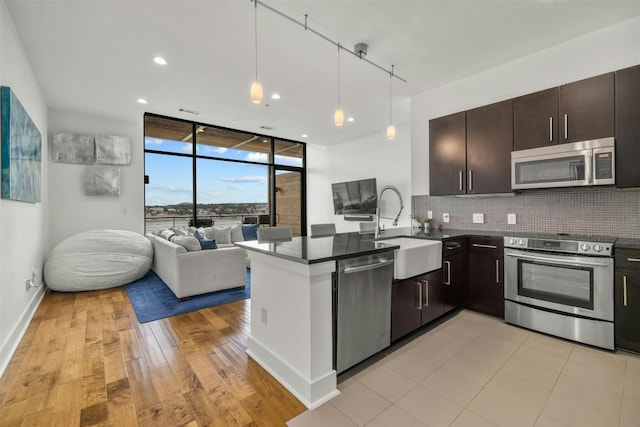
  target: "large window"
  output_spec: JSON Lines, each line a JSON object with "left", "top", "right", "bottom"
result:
{"left": 144, "top": 114, "right": 306, "bottom": 235}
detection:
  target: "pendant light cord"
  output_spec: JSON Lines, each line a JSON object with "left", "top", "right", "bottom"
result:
{"left": 337, "top": 44, "right": 341, "bottom": 107}
{"left": 254, "top": 0, "right": 259, "bottom": 81}
{"left": 389, "top": 65, "right": 394, "bottom": 123}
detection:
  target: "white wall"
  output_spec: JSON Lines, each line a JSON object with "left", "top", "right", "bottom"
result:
{"left": 0, "top": 0, "right": 49, "bottom": 376}
{"left": 47, "top": 110, "right": 144, "bottom": 249}
{"left": 411, "top": 17, "right": 640, "bottom": 195}
{"left": 306, "top": 123, "right": 412, "bottom": 234}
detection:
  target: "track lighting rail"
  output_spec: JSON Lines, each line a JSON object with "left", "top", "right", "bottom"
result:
{"left": 252, "top": 0, "right": 407, "bottom": 84}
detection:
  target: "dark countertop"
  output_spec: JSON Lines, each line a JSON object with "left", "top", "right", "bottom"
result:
{"left": 375, "top": 227, "right": 509, "bottom": 241}
{"left": 236, "top": 225, "right": 640, "bottom": 263}
{"left": 615, "top": 238, "right": 640, "bottom": 251}
{"left": 235, "top": 227, "right": 511, "bottom": 264}
{"left": 234, "top": 233, "right": 401, "bottom": 264}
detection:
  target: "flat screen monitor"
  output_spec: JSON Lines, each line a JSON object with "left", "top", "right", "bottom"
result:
{"left": 331, "top": 178, "right": 378, "bottom": 215}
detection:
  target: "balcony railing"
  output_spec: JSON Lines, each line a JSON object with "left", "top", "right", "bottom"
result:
{"left": 144, "top": 214, "right": 270, "bottom": 233}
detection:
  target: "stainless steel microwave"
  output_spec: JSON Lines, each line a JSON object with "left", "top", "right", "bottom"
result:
{"left": 511, "top": 137, "right": 615, "bottom": 190}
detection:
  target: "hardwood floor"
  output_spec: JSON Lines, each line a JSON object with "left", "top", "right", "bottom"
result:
{"left": 0, "top": 287, "right": 307, "bottom": 426}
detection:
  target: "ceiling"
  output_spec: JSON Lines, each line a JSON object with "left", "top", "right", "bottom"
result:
{"left": 6, "top": 0, "right": 640, "bottom": 146}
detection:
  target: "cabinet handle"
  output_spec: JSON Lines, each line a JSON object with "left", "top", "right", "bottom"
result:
{"left": 468, "top": 170, "right": 473, "bottom": 191}
{"left": 472, "top": 243, "right": 497, "bottom": 249}
{"left": 628, "top": 258, "right": 640, "bottom": 262}
{"left": 564, "top": 113, "right": 568, "bottom": 139}
{"left": 549, "top": 117, "right": 553, "bottom": 142}
{"left": 459, "top": 171, "right": 463, "bottom": 192}
{"left": 416, "top": 282, "right": 422, "bottom": 310}
{"left": 423, "top": 280, "right": 429, "bottom": 307}
{"left": 496, "top": 259, "right": 500, "bottom": 284}
{"left": 444, "top": 260, "right": 451, "bottom": 285}
{"left": 623, "top": 275, "right": 628, "bottom": 306}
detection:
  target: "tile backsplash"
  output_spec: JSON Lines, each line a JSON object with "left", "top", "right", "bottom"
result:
{"left": 412, "top": 187, "right": 640, "bottom": 238}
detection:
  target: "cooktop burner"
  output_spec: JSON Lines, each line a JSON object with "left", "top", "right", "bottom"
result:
{"left": 504, "top": 233, "right": 615, "bottom": 256}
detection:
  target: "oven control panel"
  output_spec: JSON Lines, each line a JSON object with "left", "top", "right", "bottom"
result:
{"left": 504, "top": 236, "right": 612, "bottom": 256}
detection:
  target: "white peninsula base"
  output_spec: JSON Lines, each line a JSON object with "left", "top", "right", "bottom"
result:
{"left": 245, "top": 251, "right": 340, "bottom": 409}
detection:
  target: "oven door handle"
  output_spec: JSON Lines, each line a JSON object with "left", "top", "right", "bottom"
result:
{"left": 505, "top": 252, "right": 609, "bottom": 267}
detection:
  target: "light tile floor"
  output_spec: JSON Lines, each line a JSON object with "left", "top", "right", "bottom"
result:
{"left": 287, "top": 310, "right": 640, "bottom": 427}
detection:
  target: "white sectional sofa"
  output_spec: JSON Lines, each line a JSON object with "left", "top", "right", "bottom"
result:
{"left": 146, "top": 224, "right": 255, "bottom": 299}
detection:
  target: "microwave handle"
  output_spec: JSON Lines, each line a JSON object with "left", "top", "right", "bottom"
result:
{"left": 586, "top": 150, "right": 593, "bottom": 184}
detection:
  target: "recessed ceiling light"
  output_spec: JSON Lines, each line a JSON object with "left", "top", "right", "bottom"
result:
{"left": 137, "top": 98, "right": 148, "bottom": 104}
{"left": 301, "top": 134, "right": 308, "bottom": 138}
{"left": 347, "top": 117, "right": 355, "bottom": 122}
{"left": 271, "top": 93, "right": 281, "bottom": 100}
{"left": 153, "top": 56, "right": 167, "bottom": 65}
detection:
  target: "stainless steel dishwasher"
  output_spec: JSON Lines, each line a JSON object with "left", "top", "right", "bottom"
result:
{"left": 335, "top": 251, "right": 394, "bottom": 374}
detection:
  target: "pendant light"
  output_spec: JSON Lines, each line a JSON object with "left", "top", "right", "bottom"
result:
{"left": 250, "top": 0, "right": 263, "bottom": 104}
{"left": 334, "top": 44, "right": 344, "bottom": 126}
{"left": 386, "top": 65, "right": 396, "bottom": 140}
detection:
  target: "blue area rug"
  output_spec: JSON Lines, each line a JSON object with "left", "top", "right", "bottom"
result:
{"left": 124, "top": 269, "right": 250, "bottom": 323}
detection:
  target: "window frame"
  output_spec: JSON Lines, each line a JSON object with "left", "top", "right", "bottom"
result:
{"left": 143, "top": 112, "right": 307, "bottom": 235}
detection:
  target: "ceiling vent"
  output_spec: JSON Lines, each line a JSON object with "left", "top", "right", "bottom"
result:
{"left": 178, "top": 108, "right": 201, "bottom": 115}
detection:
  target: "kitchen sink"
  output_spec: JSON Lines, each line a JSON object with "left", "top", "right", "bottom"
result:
{"left": 375, "top": 238, "right": 442, "bottom": 280}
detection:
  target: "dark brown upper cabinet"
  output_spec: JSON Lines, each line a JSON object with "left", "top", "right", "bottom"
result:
{"left": 513, "top": 87, "right": 559, "bottom": 150}
{"left": 429, "top": 112, "right": 466, "bottom": 196}
{"left": 466, "top": 100, "right": 513, "bottom": 194}
{"left": 615, "top": 65, "right": 640, "bottom": 189}
{"left": 429, "top": 102, "right": 512, "bottom": 196}
{"left": 558, "top": 72, "right": 614, "bottom": 144}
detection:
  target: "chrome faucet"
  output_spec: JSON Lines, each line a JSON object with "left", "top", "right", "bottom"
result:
{"left": 375, "top": 185, "right": 404, "bottom": 239}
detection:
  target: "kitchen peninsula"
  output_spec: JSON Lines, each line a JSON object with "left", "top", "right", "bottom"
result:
{"left": 234, "top": 233, "right": 399, "bottom": 409}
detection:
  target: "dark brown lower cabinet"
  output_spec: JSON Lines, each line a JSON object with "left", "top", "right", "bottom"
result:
{"left": 391, "top": 269, "right": 444, "bottom": 342}
{"left": 467, "top": 237, "right": 504, "bottom": 318}
{"left": 442, "top": 238, "right": 466, "bottom": 313}
{"left": 615, "top": 249, "right": 640, "bottom": 352}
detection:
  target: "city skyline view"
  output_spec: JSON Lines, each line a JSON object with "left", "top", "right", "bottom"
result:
{"left": 145, "top": 137, "right": 302, "bottom": 206}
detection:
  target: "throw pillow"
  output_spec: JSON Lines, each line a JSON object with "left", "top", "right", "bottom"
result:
{"left": 230, "top": 223, "right": 244, "bottom": 243}
{"left": 153, "top": 227, "right": 170, "bottom": 236}
{"left": 242, "top": 224, "right": 259, "bottom": 241}
{"left": 201, "top": 226, "right": 213, "bottom": 238}
{"left": 171, "top": 227, "right": 188, "bottom": 237}
{"left": 187, "top": 226, "right": 206, "bottom": 236}
{"left": 157, "top": 228, "right": 177, "bottom": 241}
{"left": 170, "top": 236, "right": 201, "bottom": 252}
{"left": 194, "top": 230, "right": 218, "bottom": 250}
{"left": 208, "top": 226, "right": 232, "bottom": 244}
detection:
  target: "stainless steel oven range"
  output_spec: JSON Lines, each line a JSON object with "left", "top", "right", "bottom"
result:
{"left": 503, "top": 234, "right": 615, "bottom": 350}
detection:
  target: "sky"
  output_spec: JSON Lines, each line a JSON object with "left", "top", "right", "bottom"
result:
{"left": 144, "top": 137, "right": 302, "bottom": 206}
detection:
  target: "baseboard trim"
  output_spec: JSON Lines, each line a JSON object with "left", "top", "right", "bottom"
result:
{"left": 0, "top": 285, "right": 47, "bottom": 378}
{"left": 247, "top": 336, "right": 339, "bottom": 409}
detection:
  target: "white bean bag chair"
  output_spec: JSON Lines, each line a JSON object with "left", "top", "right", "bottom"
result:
{"left": 45, "top": 229, "right": 153, "bottom": 292}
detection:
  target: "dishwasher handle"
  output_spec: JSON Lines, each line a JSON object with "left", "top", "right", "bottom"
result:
{"left": 343, "top": 259, "right": 394, "bottom": 275}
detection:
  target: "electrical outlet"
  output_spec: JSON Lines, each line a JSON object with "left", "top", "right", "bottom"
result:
{"left": 472, "top": 213, "right": 484, "bottom": 224}
{"left": 508, "top": 213, "right": 517, "bottom": 225}
{"left": 427, "top": 211, "right": 433, "bottom": 220}
{"left": 443, "top": 213, "right": 450, "bottom": 223}
{"left": 261, "top": 307, "right": 268, "bottom": 325}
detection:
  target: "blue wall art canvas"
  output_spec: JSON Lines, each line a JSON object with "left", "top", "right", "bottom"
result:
{"left": 1, "top": 86, "right": 42, "bottom": 203}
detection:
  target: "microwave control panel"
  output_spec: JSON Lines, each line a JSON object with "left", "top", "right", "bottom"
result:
{"left": 594, "top": 151, "right": 613, "bottom": 179}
